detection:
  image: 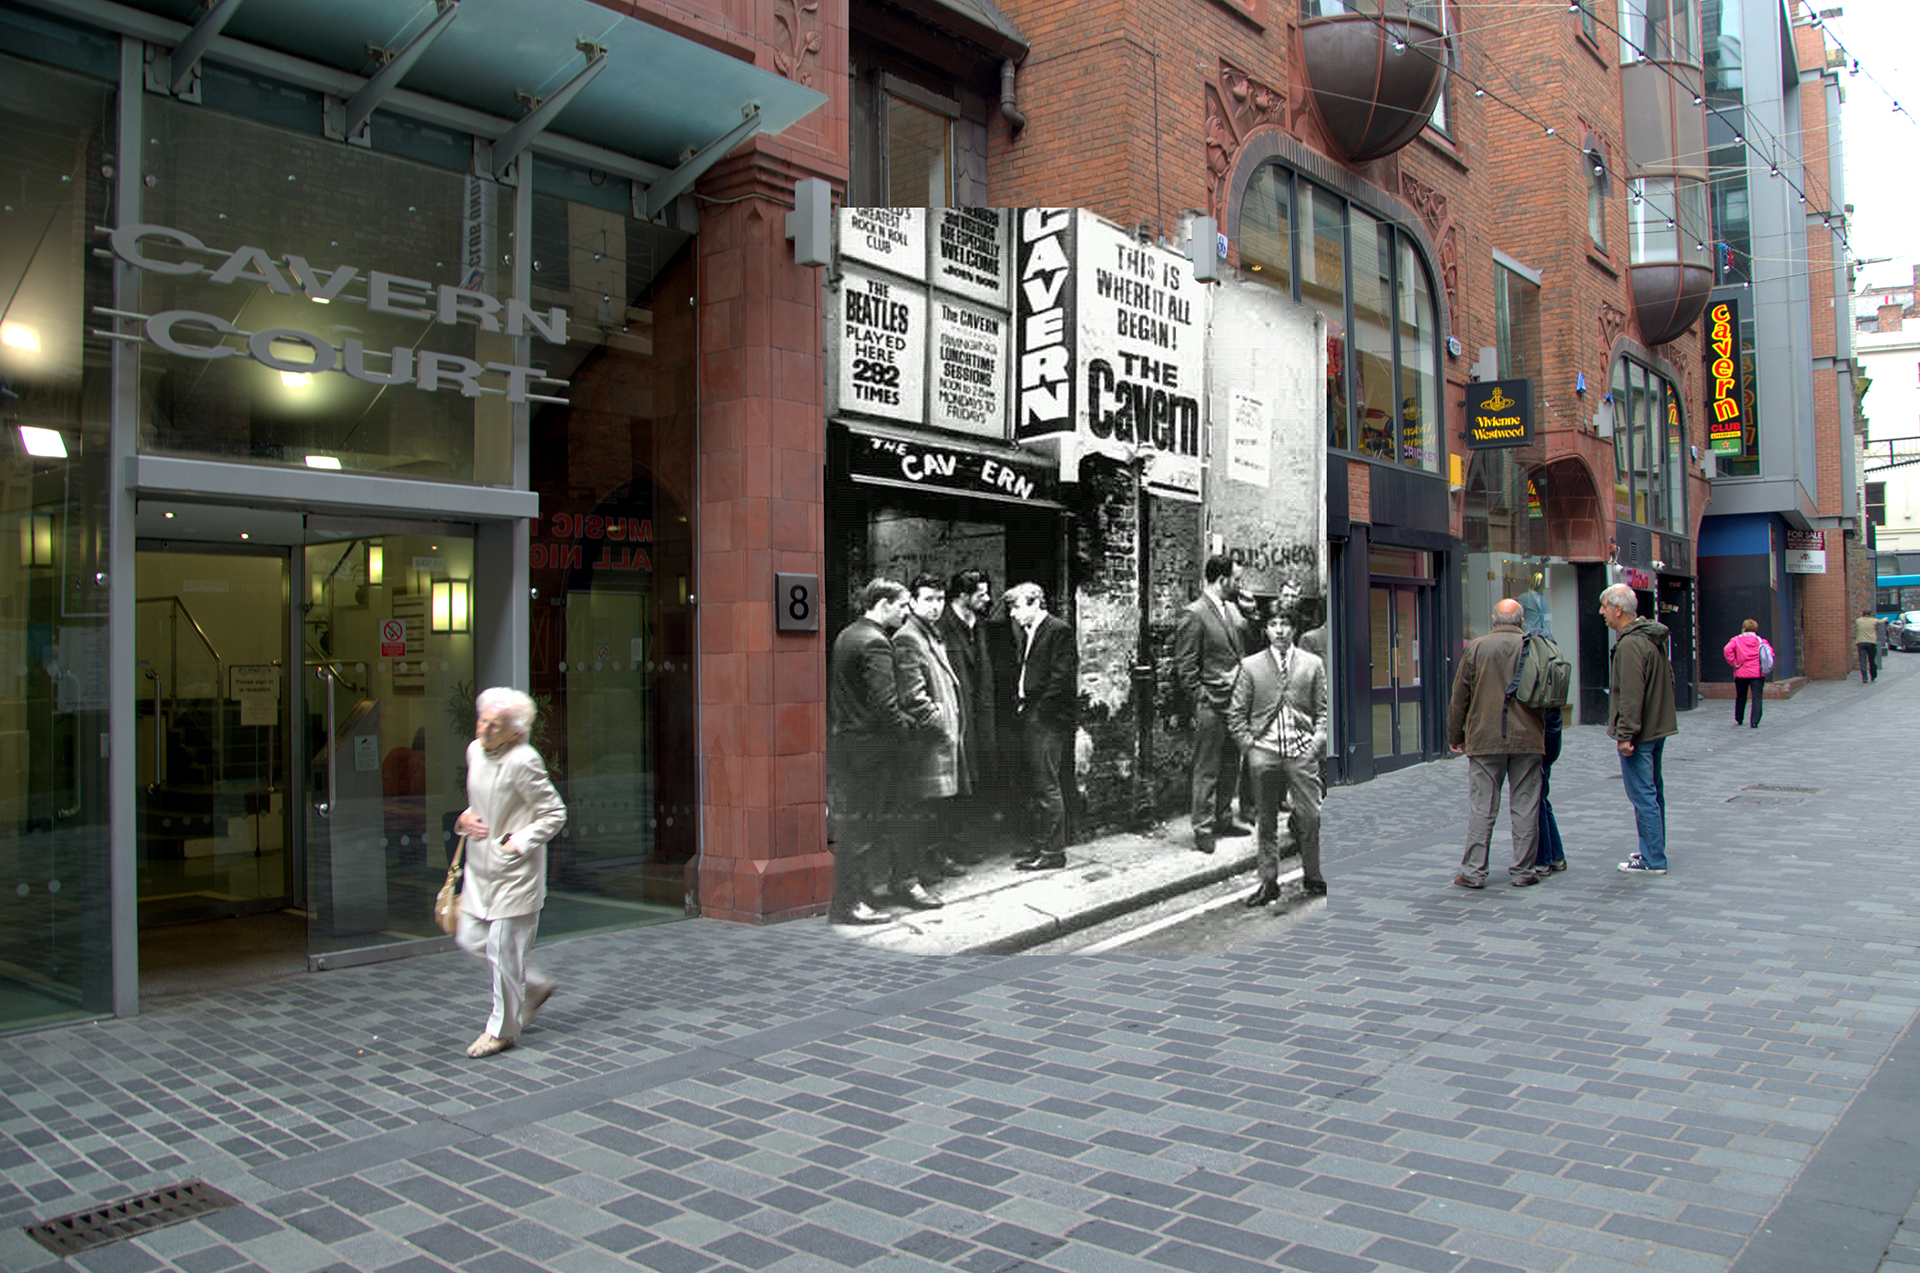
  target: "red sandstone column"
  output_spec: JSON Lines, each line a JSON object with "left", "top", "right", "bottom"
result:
{"left": 688, "top": 0, "right": 846, "bottom": 922}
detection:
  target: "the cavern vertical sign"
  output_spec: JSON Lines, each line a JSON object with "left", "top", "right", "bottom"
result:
{"left": 1013, "top": 210, "right": 1207, "bottom": 498}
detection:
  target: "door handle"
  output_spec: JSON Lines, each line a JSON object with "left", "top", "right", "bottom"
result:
{"left": 315, "top": 666, "right": 336, "bottom": 819}
{"left": 145, "top": 669, "right": 164, "bottom": 793}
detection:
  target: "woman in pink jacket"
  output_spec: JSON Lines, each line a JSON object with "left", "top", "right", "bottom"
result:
{"left": 1723, "top": 619, "right": 1768, "bottom": 729}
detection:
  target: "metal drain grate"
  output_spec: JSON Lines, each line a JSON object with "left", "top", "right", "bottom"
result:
{"left": 24, "top": 1180, "right": 241, "bottom": 1256}
{"left": 1741, "top": 783, "right": 1825, "bottom": 795}
{"left": 1725, "top": 793, "right": 1806, "bottom": 806}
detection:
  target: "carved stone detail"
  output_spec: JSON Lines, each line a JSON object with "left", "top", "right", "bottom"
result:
{"left": 772, "top": 0, "right": 821, "bottom": 87}
{"left": 1205, "top": 59, "right": 1288, "bottom": 217}
{"left": 1599, "top": 302, "right": 1628, "bottom": 353}
{"left": 1399, "top": 171, "right": 1448, "bottom": 245}
{"left": 1437, "top": 225, "right": 1458, "bottom": 339}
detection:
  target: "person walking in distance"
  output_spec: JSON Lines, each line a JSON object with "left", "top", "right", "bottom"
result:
{"left": 827, "top": 579, "right": 918, "bottom": 924}
{"left": 1005, "top": 583, "right": 1077, "bottom": 871}
{"left": 1723, "top": 619, "right": 1769, "bottom": 728}
{"left": 1447, "top": 599, "right": 1546, "bottom": 889}
{"left": 1173, "top": 553, "right": 1252, "bottom": 855}
{"left": 1855, "top": 610, "right": 1880, "bottom": 684}
{"left": 892, "top": 574, "right": 965, "bottom": 899}
{"left": 1229, "top": 607, "right": 1329, "bottom": 904}
{"left": 937, "top": 569, "right": 997, "bottom": 857}
{"left": 454, "top": 688, "right": 568, "bottom": 1059}
{"left": 1600, "top": 584, "right": 1678, "bottom": 876}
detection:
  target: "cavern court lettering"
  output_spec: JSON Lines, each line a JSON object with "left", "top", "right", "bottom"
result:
{"left": 98, "top": 223, "right": 569, "bottom": 404}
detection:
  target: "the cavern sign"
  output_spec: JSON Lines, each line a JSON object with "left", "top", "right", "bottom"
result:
{"left": 1014, "top": 209, "right": 1206, "bottom": 499}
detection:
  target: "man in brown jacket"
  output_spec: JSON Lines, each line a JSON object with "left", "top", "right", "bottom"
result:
{"left": 1446, "top": 598, "right": 1545, "bottom": 888}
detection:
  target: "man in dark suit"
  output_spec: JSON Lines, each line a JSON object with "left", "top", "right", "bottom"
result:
{"left": 827, "top": 579, "right": 920, "bottom": 924}
{"left": 1228, "top": 607, "right": 1329, "bottom": 904}
{"left": 1173, "top": 553, "right": 1251, "bottom": 854}
{"left": 937, "top": 568, "right": 997, "bottom": 856}
{"left": 892, "top": 574, "right": 964, "bottom": 901}
{"left": 1004, "top": 582, "right": 1077, "bottom": 870}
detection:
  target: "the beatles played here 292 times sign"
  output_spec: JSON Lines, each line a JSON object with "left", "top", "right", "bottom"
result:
{"left": 826, "top": 208, "right": 1208, "bottom": 500}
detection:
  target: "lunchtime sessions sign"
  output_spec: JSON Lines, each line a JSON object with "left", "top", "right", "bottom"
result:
{"left": 1463, "top": 378, "right": 1533, "bottom": 449}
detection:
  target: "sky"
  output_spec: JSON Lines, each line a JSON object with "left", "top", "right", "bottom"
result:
{"left": 1821, "top": 0, "right": 1920, "bottom": 291}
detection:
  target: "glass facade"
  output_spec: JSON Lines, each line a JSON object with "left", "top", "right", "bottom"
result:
{"left": 527, "top": 195, "right": 698, "bottom": 933}
{"left": 0, "top": 12, "right": 703, "bottom": 1029}
{"left": 135, "top": 83, "right": 517, "bottom": 481}
{"left": 0, "top": 50, "right": 116, "bottom": 1031}
{"left": 1239, "top": 163, "right": 1443, "bottom": 473}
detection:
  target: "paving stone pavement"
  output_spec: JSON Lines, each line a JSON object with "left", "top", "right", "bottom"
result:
{"left": 2, "top": 658, "right": 1916, "bottom": 1273}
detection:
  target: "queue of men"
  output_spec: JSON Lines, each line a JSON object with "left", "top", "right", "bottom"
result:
{"left": 827, "top": 573, "right": 1078, "bottom": 925}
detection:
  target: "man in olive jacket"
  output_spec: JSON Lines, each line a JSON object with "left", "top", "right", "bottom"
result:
{"left": 1600, "top": 583, "right": 1678, "bottom": 876}
{"left": 1447, "top": 598, "right": 1545, "bottom": 888}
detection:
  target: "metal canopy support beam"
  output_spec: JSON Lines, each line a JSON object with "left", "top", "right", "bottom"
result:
{"left": 490, "top": 46, "right": 608, "bottom": 180}
{"left": 641, "top": 104, "right": 762, "bottom": 220}
{"left": 343, "top": 0, "right": 460, "bottom": 139}
{"left": 166, "top": 0, "right": 245, "bottom": 95}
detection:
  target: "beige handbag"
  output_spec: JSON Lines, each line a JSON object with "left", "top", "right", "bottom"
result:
{"left": 434, "top": 838, "right": 466, "bottom": 935}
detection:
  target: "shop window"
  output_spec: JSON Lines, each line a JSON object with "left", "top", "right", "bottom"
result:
{"left": 1611, "top": 359, "right": 1633, "bottom": 521}
{"left": 1618, "top": 0, "right": 1698, "bottom": 63}
{"left": 1299, "top": 182, "right": 1350, "bottom": 450}
{"left": 1397, "top": 238, "right": 1440, "bottom": 472}
{"left": 1351, "top": 210, "right": 1397, "bottom": 462}
{"left": 0, "top": 51, "right": 116, "bottom": 1032}
{"left": 1608, "top": 355, "right": 1685, "bottom": 530}
{"left": 1663, "top": 380, "right": 1687, "bottom": 531}
{"left": 1238, "top": 162, "right": 1444, "bottom": 473}
{"left": 1240, "top": 164, "right": 1293, "bottom": 292}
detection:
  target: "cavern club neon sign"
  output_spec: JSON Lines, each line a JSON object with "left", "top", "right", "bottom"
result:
{"left": 96, "top": 223, "right": 570, "bottom": 404}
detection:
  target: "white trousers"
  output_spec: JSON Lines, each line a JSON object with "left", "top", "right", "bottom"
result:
{"left": 455, "top": 910, "right": 547, "bottom": 1039}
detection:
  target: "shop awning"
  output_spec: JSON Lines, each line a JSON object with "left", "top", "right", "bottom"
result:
{"left": 31, "top": 0, "right": 827, "bottom": 191}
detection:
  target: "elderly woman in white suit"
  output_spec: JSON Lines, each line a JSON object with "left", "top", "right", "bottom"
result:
{"left": 453, "top": 687, "right": 567, "bottom": 1059}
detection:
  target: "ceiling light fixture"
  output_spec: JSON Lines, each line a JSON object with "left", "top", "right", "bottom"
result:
{"left": 18, "top": 426, "right": 67, "bottom": 458}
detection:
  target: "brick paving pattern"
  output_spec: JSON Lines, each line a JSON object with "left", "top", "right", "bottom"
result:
{"left": 2, "top": 662, "right": 1915, "bottom": 1273}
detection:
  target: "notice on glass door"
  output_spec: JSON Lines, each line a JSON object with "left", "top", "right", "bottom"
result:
{"left": 229, "top": 664, "right": 280, "bottom": 726}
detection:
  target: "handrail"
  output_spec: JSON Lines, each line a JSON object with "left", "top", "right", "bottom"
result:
{"left": 302, "top": 637, "right": 365, "bottom": 695}
{"left": 136, "top": 595, "right": 223, "bottom": 674}
{"left": 137, "top": 594, "right": 224, "bottom": 787}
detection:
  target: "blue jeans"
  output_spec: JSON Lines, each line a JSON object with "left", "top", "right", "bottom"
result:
{"left": 1537, "top": 708, "right": 1565, "bottom": 867}
{"left": 1618, "top": 737, "right": 1667, "bottom": 869}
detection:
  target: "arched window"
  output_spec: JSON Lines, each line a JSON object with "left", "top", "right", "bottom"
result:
{"left": 1236, "top": 160, "right": 1444, "bottom": 473}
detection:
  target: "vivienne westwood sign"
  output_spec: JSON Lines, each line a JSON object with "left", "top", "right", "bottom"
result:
{"left": 1463, "top": 378, "right": 1533, "bottom": 449}
{"left": 98, "top": 223, "right": 569, "bottom": 403}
